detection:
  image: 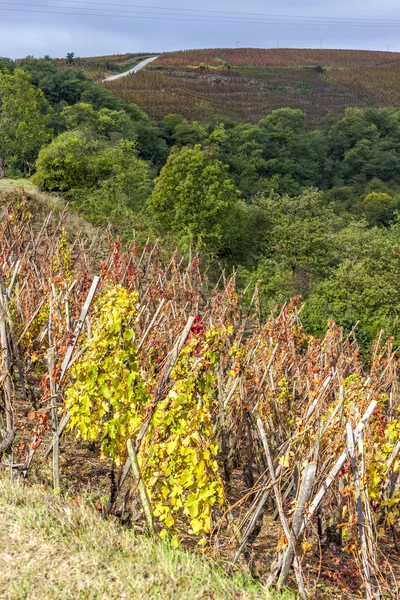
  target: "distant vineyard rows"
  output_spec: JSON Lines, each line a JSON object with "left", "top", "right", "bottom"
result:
{"left": 154, "top": 47, "right": 400, "bottom": 68}
{"left": 104, "top": 48, "right": 400, "bottom": 122}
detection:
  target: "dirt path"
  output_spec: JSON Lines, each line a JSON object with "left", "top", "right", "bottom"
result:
{"left": 103, "top": 55, "right": 159, "bottom": 82}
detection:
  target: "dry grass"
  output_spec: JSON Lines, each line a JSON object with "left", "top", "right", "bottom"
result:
{"left": 0, "top": 476, "right": 296, "bottom": 600}
{"left": 0, "top": 179, "right": 98, "bottom": 239}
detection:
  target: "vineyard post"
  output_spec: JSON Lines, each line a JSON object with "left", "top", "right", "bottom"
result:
{"left": 48, "top": 347, "right": 60, "bottom": 491}
{"left": 0, "top": 287, "right": 13, "bottom": 431}
{"left": 257, "top": 417, "right": 307, "bottom": 599}
{"left": 269, "top": 399, "right": 379, "bottom": 579}
{"left": 6, "top": 259, "right": 21, "bottom": 298}
{"left": 230, "top": 487, "right": 271, "bottom": 573}
{"left": 306, "top": 400, "right": 378, "bottom": 523}
{"left": 346, "top": 423, "right": 374, "bottom": 600}
{"left": 0, "top": 274, "right": 27, "bottom": 401}
{"left": 277, "top": 461, "right": 317, "bottom": 590}
{"left": 127, "top": 439, "right": 155, "bottom": 535}
{"left": 217, "top": 361, "right": 229, "bottom": 482}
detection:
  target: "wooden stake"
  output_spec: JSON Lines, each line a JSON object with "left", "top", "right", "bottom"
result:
{"left": 277, "top": 461, "right": 317, "bottom": 590}
{"left": 48, "top": 347, "right": 60, "bottom": 492}
{"left": 346, "top": 423, "right": 374, "bottom": 600}
{"left": 127, "top": 439, "right": 155, "bottom": 535}
{"left": 257, "top": 417, "right": 307, "bottom": 599}
{"left": 0, "top": 294, "right": 12, "bottom": 431}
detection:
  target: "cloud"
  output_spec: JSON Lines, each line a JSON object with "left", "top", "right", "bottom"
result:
{"left": 0, "top": 0, "right": 400, "bottom": 58}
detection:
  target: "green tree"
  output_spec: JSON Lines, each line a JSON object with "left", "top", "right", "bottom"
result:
{"left": 0, "top": 69, "right": 51, "bottom": 175}
{"left": 236, "top": 189, "right": 347, "bottom": 316}
{"left": 303, "top": 223, "right": 400, "bottom": 348}
{"left": 77, "top": 140, "right": 152, "bottom": 226}
{"left": 32, "top": 129, "right": 96, "bottom": 191}
{"left": 61, "top": 102, "right": 138, "bottom": 142}
{"left": 33, "top": 130, "right": 151, "bottom": 228}
{"left": 362, "top": 191, "right": 400, "bottom": 227}
{"left": 147, "top": 145, "right": 242, "bottom": 254}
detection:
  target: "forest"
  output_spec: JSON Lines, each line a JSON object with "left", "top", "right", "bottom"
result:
{"left": 1, "top": 54, "right": 400, "bottom": 598}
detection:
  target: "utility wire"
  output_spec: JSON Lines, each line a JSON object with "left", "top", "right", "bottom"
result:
{"left": 2, "top": 3, "right": 400, "bottom": 27}
{"left": 0, "top": 0, "right": 400, "bottom": 27}
{"left": 47, "top": 0, "right": 400, "bottom": 25}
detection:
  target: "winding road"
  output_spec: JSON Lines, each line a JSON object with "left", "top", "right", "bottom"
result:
{"left": 103, "top": 56, "right": 159, "bottom": 82}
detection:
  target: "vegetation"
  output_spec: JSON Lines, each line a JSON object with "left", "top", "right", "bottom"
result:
{"left": 105, "top": 48, "right": 400, "bottom": 123}
{"left": 2, "top": 48, "right": 400, "bottom": 598}
{"left": 1, "top": 188, "right": 400, "bottom": 598}
{"left": 32, "top": 132, "right": 152, "bottom": 228}
{"left": 148, "top": 144, "right": 243, "bottom": 254}
{"left": 0, "top": 476, "right": 289, "bottom": 599}
{"left": 2, "top": 55, "right": 400, "bottom": 346}
{"left": 2, "top": 56, "right": 400, "bottom": 346}
{"left": 0, "top": 69, "right": 51, "bottom": 176}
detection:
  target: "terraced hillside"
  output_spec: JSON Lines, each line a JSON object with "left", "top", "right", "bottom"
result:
{"left": 103, "top": 48, "right": 400, "bottom": 122}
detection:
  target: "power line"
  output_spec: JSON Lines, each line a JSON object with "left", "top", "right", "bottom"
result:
{"left": 46, "top": 0, "right": 400, "bottom": 25}
{"left": 0, "top": 6, "right": 356, "bottom": 25}
{"left": 45, "top": 3, "right": 400, "bottom": 26}
{"left": 2, "top": 2, "right": 400, "bottom": 27}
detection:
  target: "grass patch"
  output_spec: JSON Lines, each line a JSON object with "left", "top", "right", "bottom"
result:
{"left": 0, "top": 476, "right": 296, "bottom": 600}
{"left": 0, "top": 178, "right": 37, "bottom": 194}
{"left": 0, "top": 178, "right": 98, "bottom": 238}
{"left": 119, "top": 56, "right": 154, "bottom": 72}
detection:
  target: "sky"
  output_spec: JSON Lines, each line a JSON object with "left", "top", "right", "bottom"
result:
{"left": 1, "top": 0, "right": 400, "bottom": 59}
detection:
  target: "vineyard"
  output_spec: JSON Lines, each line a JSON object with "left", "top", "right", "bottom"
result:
{"left": 103, "top": 48, "right": 400, "bottom": 122}
{"left": 0, "top": 184, "right": 400, "bottom": 599}
{"left": 55, "top": 53, "right": 158, "bottom": 81}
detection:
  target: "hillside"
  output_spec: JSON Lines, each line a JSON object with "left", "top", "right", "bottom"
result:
{"left": 1, "top": 184, "right": 400, "bottom": 599}
{"left": 103, "top": 47, "right": 400, "bottom": 122}
{"left": 55, "top": 52, "right": 159, "bottom": 82}
{"left": 2, "top": 57, "right": 400, "bottom": 600}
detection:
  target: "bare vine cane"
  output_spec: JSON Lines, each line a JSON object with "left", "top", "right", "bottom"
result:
{"left": 257, "top": 417, "right": 308, "bottom": 600}
{"left": 44, "top": 276, "right": 101, "bottom": 459}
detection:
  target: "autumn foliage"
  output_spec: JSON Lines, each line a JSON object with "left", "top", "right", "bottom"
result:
{"left": 1, "top": 189, "right": 400, "bottom": 596}
{"left": 104, "top": 48, "right": 400, "bottom": 123}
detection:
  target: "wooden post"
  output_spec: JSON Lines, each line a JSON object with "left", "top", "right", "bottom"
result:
{"left": 277, "top": 461, "right": 317, "bottom": 590}
{"left": 48, "top": 347, "right": 60, "bottom": 491}
{"left": 346, "top": 423, "right": 374, "bottom": 600}
{"left": 127, "top": 439, "right": 155, "bottom": 535}
{"left": 0, "top": 293, "right": 12, "bottom": 431}
{"left": 0, "top": 274, "right": 27, "bottom": 401}
{"left": 270, "top": 399, "right": 379, "bottom": 579}
{"left": 257, "top": 417, "right": 307, "bottom": 600}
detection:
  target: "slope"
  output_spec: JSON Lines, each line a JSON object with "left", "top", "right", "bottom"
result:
{"left": 102, "top": 47, "right": 400, "bottom": 123}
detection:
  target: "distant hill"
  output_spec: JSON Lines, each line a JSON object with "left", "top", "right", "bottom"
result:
{"left": 100, "top": 47, "right": 400, "bottom": 123}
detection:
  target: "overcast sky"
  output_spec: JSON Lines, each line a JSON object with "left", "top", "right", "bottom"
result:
{"left": 1, "top": 0, "right": 400, "bottom": 59}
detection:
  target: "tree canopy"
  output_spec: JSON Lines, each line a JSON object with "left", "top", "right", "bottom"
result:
{"left": 0, "top": 69, "right": 51, "bottom": 175}
{"left": 147, "top": 145, "right": 243, "bottom": 254}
